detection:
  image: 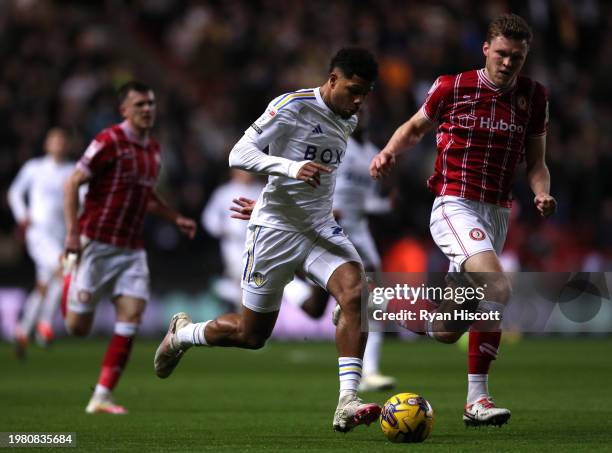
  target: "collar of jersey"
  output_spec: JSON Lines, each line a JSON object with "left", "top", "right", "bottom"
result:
{"left": 119, "top": 120, "right": 150, "bottom": 147}
{"left": 478, "top": 68, "right": 517, "bottom": 94}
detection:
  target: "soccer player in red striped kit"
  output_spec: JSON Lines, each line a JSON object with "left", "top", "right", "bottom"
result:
{"left": 370, "top": 14, "right": 556, "bottom": 426}
{"left": 63, "top": 81, "right": 196, "bottom": 414}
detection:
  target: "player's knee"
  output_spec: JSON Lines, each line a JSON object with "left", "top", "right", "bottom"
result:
{"left": 65, "top": 319, "right": 90, "bottom": 337}
{"left": 241, "top": 334, "right": 268, "bottom": 350}
{"left": 434, "top": 331, "right": 462, "bottom": 344}
{"left": 335, "top": 283, "right": 363, "bottom": 314}
{"left": 485, "top": 277, "right": 512, "bottom": 305}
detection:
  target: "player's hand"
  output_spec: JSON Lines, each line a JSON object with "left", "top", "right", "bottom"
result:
{"left": 230, "top": 197, "right": 256, "bottom": 220}
{"left": 176, "top": 216, "right": 197, "bottom": 239}
{"left": 295, "top": 162, "right": 332, "bottom": 188}
{"left": 534, "top": 193, "right": 557, "bottom": 218}
{"left": 64, "top": 231, "right": 81, "bottom": 257}
{"left": 370, "top": 150, "right": 396, "bottom": 179}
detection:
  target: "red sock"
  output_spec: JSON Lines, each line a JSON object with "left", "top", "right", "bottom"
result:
{"left": 468, "top": 330, "right": 501, "bottom": 374}
{"left": 97, "top": 334, "right": 134, "bottom": 391}
{"left": 388, "top": 298, "right": 438, "bottom": 335}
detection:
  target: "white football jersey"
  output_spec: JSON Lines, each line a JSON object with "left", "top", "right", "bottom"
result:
{"left": 333, "top": 137, "right": 381, "bottom": 221}
{"left": 8, "top": 156, "right": 74, "bottom": 241}
{"left": 241, "top": 87, "right": 357, "bottom": 232}
{"left": 201, "top": 179, "right": 265, "bottom": 280}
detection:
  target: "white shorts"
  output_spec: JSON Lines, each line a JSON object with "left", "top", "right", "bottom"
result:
{"left": 67, "top": 238, "right": 150, "bottom": 314}
{"left": 429, "top": 195, "right": 509, "bottom": 271}
{"left": 25, "top": 227, "right": 63, "bottom": 285}
{"left": 241, "top": 220, "right": 362, "bottom": 312}
{"left": 340, "top": 217, "right": 381, "bottom": 271}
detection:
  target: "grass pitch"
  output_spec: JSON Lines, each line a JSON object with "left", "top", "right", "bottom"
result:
{"left": 2, "top": 337, "right": 612, "bottom": 452}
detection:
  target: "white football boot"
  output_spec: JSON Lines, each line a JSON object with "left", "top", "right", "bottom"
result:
{"left": 332, "top": 396, "right": 381, "bottom": 432}
{"left": 85, "top": 393, "right": 127, "bottom": 415}
{"left": 154, "top": 312, "right": 192, "bottom": 378}
{"left": 463, "top": 397, "right": 511, "bottom": 427}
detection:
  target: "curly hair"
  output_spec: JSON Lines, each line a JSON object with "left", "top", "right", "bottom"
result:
{"left": 329, "top": 47, "right": 378, "bottom": 83}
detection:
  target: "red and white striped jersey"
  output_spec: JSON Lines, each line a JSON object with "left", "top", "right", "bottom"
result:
{"left": 421, "top": 69, "right": 548, "bottom": 207}
{"left": 77, "top": 121, "right": 161, "bottom": 249}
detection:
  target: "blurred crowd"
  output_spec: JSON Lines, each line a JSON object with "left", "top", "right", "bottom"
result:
{"left": 1, "top": 0, "right": 610, "bottom": 291}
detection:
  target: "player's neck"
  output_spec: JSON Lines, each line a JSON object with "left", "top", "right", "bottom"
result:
{"left": 319, "top": 83, "right": 338, "bottom": 116}
{"left": 123, "top": 120, "right": 150, "bottom": 142}
{"left": 482, "top": 67, "right": 516, "bottom": 90}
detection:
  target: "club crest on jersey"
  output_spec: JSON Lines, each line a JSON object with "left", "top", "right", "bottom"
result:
{"left": 78, "top": 290, "right": 92, "bottom": 305}
{"left": 252, "top": 272, "right": 266, "bottom": 287}
{"left": 458, "top": 114, "right": 477, "bottom": 128}
{"left": 469, "top": 228, "right": 486, "bottom": 241}
{"left": 517, "top": 96, "right": 527, "bottom": 110}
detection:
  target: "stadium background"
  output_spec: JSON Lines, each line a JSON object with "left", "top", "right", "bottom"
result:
{"left": 1, "top": 2, "right": 612, "bottom": 451}
{"left": 0, "top": 0, "right": 610, "bottom": 339}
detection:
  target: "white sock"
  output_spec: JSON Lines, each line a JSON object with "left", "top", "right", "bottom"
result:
{"left": 363, "top": 331, "right": 382, "bottom": 376}
{"left": 338, "top": 357, "right": 362, "bottom": 402}
{"left": 94, "top": 384, "right": 111, "bottom": 398}
{"left": 177, "top": 321, "right": 211, "bottom": 347}
{"left": 467, "top": 373, "right": 489, "bottom": 404}
{"left": 39, "top": 278, "right": 62, "bottom": 326}
{"left": 19, "top": 290, "right": 43, "bottom": 336}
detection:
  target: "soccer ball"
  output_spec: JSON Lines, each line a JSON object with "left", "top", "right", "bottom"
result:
{"left": 379, "top": 392, "right": 434, "bottom": 443}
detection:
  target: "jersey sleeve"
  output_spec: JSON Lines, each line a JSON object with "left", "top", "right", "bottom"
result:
{"left": 244, "top": 101, "right": 297, "bottom": 150}
{"left": 526, "top": 82, "right": 548, "bottom": 138}
{"left": 77, "top": 132, "right": 115, "bottom": 177}
{"left": 420, "top": 76, "right": 453, "bottom": 122}
{"left": 7, "top": 160, "right": 34, "bottom": 222}
{"left": 230, "top": 100, "right": 305, "bottom": 178}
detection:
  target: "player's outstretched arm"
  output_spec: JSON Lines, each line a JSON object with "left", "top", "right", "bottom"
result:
{"left": 64, "top": 167, "right": 90, "bottom": 255}
{"left": 370, "top": 109, "right": 434, "bottom": 179}
{"left": 525, "top": 135, "right": 556, "bottom": 218}
{"left": 147, "top": 192, "right": 197, "bottom": 239}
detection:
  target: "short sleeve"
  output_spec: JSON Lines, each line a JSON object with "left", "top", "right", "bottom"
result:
{"left": 526, "top": 82, "right": 548, "bottom": 138}
{"left": 421, "top": 76, "right": 453, "bottom": 122}
{"left": 77, "top": 133, "right": 115, "bottom": 177}
{"left": 244, "top": 102, "right": 297, "bottom": 149}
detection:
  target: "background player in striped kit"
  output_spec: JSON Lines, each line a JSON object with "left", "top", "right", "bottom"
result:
{"left": 63, "top": 81, "right": 197, "bottom": 414}
{"left": 8, "top": 128, "right": 74, "bottom": 357}
{"left": 155, "top": 48, "right": 383, "bottom": 433}
{"left": 370, "top": 13, "right": 556, "bottom": 427}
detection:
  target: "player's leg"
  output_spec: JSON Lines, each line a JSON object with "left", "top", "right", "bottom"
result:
{"left": 305, "top": 227, "right": 381, "bottom": 432}
{"left": 461, "top": 206, "right": 512, "bottom": 427}
{"left": 14, "top": 282, "right": 45, "bottom": 358}
{"left": 155, "top": 225, "right": 294, "bottom": 378}
{"left": 36, "top": 271, "right": 63, "bottom": 346}
{"left": 154, "top": 292, "right": 281, "bottom": 378}
{"left": 352, "top": 227, "right": 395, "bottom": 392}
{"left": 85, "top": 295, "right": 145, "bottom": 415}
{"left": 410, "top": 196, "right": 504, "bottom": 343}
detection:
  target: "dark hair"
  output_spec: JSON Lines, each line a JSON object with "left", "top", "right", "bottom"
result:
{"left": 486, "top": 13, "right": 533, "bottom": 45}
{"left": 117, "top": 81, "right": 153, "bottom": 104}
{"left": 329, "top": 47, "right": 378, "bottom": 83}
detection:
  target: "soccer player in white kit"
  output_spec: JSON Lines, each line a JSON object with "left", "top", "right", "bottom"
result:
{"left": 155, "top": 48, "right": 382, "bottom": 432}
{"left": 370, "top": 14, "right": 556, "bottom": 427}
{"left": 201, "top": 170, "right": 264, "bottom": 307}
{"left": 8, "top": 128, "right": 74, "bottom": 357}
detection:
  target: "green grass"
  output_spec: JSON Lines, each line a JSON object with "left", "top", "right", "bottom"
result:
{"left": 1, "top": 337, "right": 612, "bottom": 452}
